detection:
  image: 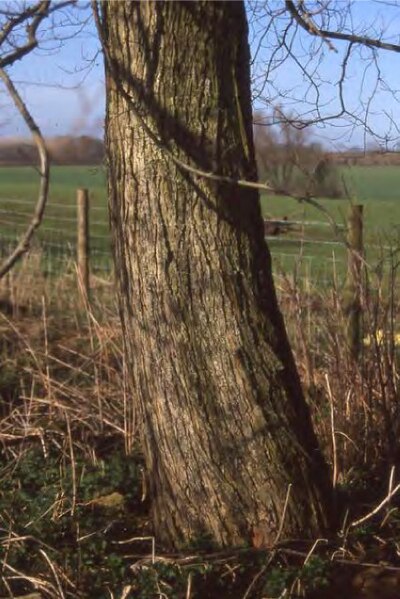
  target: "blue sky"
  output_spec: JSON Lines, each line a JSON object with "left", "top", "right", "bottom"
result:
{"left": 1, "top": 2, "right": 104, "bottom": 138}
{"left": 2, "top": 1, "right": 400, "bottom": 149}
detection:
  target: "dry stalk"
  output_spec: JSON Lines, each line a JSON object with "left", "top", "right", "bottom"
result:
{"left": 41, "top": 296, "right": 53, "bottom": 414}
{"left": 185, "top": 571, "right": 193, "bottom": 599}
{"left": 273, "top": 483, "right": 292, "bottom": 546}
{"left": 350, "top": 475, "right": 400, "bottom": 529}
{"left": 38, "top": 548, "right": 65, "bottom": 599}
{"left": 241, "top": 551, "right": 276, "bottom": 599}
{"left": 325, "top": 374, "right": 338, "bottom": 489}
{"left": 65, "top": 414, "right": 77, "bottom": 517}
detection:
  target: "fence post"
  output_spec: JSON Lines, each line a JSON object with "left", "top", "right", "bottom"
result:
{"left": 344, "top": 204, "right": 363, "bottom": 361}
{"left": 77, "top": 188, "right": 90, "bottom": 302}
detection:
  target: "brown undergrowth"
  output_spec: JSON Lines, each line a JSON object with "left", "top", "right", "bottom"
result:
{"left": 0, "top": 253, "right": 399, "bottom": 598}
{"left": 277, "top": 256, "right": 400, "bottom": 487}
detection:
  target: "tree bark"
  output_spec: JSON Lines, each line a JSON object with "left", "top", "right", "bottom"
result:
{"left": 100, "top": 0, "right": 335, "bottom": 548}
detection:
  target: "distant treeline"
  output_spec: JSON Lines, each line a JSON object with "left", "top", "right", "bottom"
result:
{"left": 254, "top": 109, "right": 400, "bottom": 200}
{"left": 332, "top": 150, "right": 400, "bottom": 167}
{"left": 0, "top": 136, "right": 104, "bottom": 166}
{"left": 0, "top": 134, "right": 399, "bottom": 171}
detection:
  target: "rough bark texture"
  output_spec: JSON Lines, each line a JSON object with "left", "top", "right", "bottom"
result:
{"left": 101, "top": 0, "right": 335, "bottom": 548}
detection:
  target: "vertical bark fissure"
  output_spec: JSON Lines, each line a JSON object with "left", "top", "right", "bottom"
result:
{"left": 101, "top": 0, "right": 334, "bottom": 547}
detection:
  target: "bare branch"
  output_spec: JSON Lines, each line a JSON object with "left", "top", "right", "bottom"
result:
{"left": 250, "top": 1, "right": 400, "bottom": 147}
{"left": 0, "top": 68, "right": 49, "bottom": 279}
{"left": 0, "top": 0, "right": 76, "bottom": 70}
{"left": 285, "top": 0, "right": 400, "bottom": 53}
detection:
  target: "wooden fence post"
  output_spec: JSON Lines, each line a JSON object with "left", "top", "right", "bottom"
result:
{"left": 344, "top": 204, "right": 363, "bottom": 361}
{"left": 77, "top": 188, "right": 90, "bottom": 302}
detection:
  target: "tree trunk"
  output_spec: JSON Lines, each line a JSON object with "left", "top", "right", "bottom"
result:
{"left": 100, "top": 0, "right": 335, "bottom": 548}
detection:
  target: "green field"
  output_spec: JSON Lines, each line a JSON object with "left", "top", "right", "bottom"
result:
{"left": 0, "top": 165, "right": 399, "bottom": 281}
{"left": 0, "top": 166, "right": 109, "bottom": 273}
{"left": 0, "top": 166, "right": 107, "bottom": 232}
{"left": 262, "top": 167, "right": 400, "bottom": 283}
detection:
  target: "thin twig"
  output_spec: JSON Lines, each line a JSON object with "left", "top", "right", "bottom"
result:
{"left": 273, "top": 483, "right": 292, "bottom": 546}
{"left": 350, "top": 481, "right": 400, "bottom": 529}
{"left": 242, "top": 551, "right": 276, "bottom": 599}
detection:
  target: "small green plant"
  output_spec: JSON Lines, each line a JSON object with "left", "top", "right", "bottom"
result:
{"left": 0, "top": 443, "right": 144, "bottom": 597}
{"left": 262, "top": 564, "right": 295, "bottom": 597}
{"left": 299, "top": 556, "right": 330, "bottom": 591}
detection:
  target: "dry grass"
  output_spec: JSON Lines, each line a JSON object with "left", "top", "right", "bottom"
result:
{"left": 0, "top": 250, "right": 399, "bottom": 597}
{"left": 0, "top": 263, "right": 130, "bottom": 444}
{"left": 276, "top": 252, "right": 400, "bottom": 490}
{"left": 0, "top": 263, "right": 139, "bottom": 597}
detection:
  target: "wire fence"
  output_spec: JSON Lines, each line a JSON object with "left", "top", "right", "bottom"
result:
{"left": 0, "top": 193, "right": 112, "bottom": 278}
{"left": 2, "top": 192, "right": 397, "bottom": 362}
{"left": 0, "top": 208, "right": 344, "bottom": 283}
{"left": 0, "top": 190, "right": 393, "bottom": 291}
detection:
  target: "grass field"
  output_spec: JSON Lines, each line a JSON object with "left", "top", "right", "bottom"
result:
{"left": 0, "top": 166, "right": 109, "bottom": 273}
{"left": 0, "top": 164, "right": 399, "bottom": 281}
{"left": 262, "top": 167, "right": 400, "bottom": 282}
